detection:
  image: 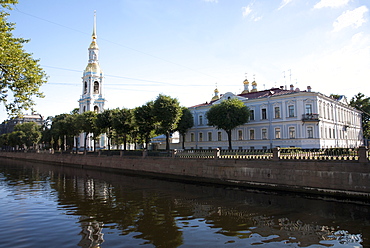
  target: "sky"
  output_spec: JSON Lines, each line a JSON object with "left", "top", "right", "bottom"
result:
{"left": 1, "top": 0, "right": 369, "bottom": 122}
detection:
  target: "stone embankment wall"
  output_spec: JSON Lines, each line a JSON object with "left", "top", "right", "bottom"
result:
{"left": 1, "top": 152, "right": 370, "bottom": 199}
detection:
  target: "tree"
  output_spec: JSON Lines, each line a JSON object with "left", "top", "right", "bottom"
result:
{"left": 14, "top": 122, "right": 41, "bottom": 149}
{"left": 134, "top": 101, "right": 157, "bottom": 149}
{"left": 176, "top": 107, "right": 194, "bottom": 149}
{"left": 153, "top": 94, "right": 182, "bottom": 150}
{"left": 206, "top": 98, "right": 250, "bottom": 150}
{"left": 96, "top": 109, "right": 114, "bottom": 151}
{"left": 0, "top": 1, "right": 47, "bottom": 116}
{"left": 77, "top": 111, "right": 97, "bottom": 152}
{"left": 112, "top": 107, "right": 133, "bottom": 151}
{"left": 350, "top": 93, "right": 370, "bottom": 140}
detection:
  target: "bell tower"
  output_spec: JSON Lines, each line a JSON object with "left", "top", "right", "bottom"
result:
{"left": 79, "top": 12, "right": 106, "bottom": 114}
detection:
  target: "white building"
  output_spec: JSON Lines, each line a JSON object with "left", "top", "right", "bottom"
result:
{"left": 185, "top": 79, "right": 363, "bottom": 150}
{"left": 77, "top": 13, "right": 107, "bottom": 150}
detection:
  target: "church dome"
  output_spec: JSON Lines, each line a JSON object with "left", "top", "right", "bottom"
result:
{"left": 85, "top": 62, "right": 102, "bottom": 74}
{"left": 243, "top": 79, "right": 249, "bottom": 85}
{"left": 89, "top": 40, "right": 99, "bottom": 49}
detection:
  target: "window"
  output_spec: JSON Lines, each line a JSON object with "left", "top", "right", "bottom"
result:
{"left": 199, "top": 132, "right": 203, "bottom": 142}
{"left": 305, "top": 104, "right": 312, "bottom": 114}
{"left": 307, "top": 126, "right": 313, "bottom": 138}
{"left": 208, "top": 132, "right": 212, "bottom": 141}
{"left": 94, "top": 81, "right": 99, "bottom": 94}
{"left": 217, "top": 132, "right": 222, "bottom": 141}
{"left": 261, "top": 108, "right": 267, "bottom": 119}
{"left": 262, "top": 129, "right": 267, "bottom": 139}
{"left": 190, "top": 133, "right": 195, "bottom": 142}
{"left": 275, "top": 128, "right": 281, "bottom": 139}
{"left": 250, "top": 110, "right": 255, "bottom": 120}
{"left": 274, "top": 106, "right": 280, "bottom": 119}
{"left": 84, "top": 81, "right": 87, "bottom": 94}
{"left": 288, "top": 105, "right": 294, "bottom": 117}
{"left": 199, "top": 115, "right": 203, "bottom": 126}
{"left": 289, "top": 127, "right": 295, "bottom": 139}
{"left": 238, "top": 130, "right": 243, "bottom": 140}
{"left": 329, "top": 128, "right": 332, "bottom": 139}
{"left": 250, "top": 130, "right": 255, "bottom": 140}
{"left": 94, "top": 106, "right": 99, "bottom": 112}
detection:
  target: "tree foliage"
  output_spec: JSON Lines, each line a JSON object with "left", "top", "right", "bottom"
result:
{"left": 96, "top": 109, "right": 114, "bottom": 151}
{"left": 350, "top": 93, "right": 370, "bottom": 139}
{"left": 14, "top": 121, "right": 41, "bottom": 148}
{"left": 134, "top": 101, "right": 157, "bottom": 149}
{"left": 176, "top": 107, "right": 193, "bottom": 149}
{"left": 153, "top": 94, "right": 182, "bottom": 150}
{"left": 112, "top": 107, "right": 133, "bottom": 151}
{"left": 0, "top": 1, "right": 47, "bottom": 116}
{"left": 206, "top": 98, "right": 250, "bottom": 150}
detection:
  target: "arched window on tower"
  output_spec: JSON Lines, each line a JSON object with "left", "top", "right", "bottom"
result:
{"left": 94, "top": 106, "right": 99, "bottom": 113}
{"left": 94, "top": 81, "right": 99, "bottom": 94}
{"left": 84, "top": 81, "right": 87, "bottom": 94}
{"left": 83, "top": 106, "right": 86, "bottom": 113}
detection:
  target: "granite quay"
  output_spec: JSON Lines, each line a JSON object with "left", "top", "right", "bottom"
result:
{"left": 1, "top": 147, "right": 369, "bottom": 199}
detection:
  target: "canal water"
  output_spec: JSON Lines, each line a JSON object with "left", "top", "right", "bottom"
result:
{"left": 0, "top": 158, "right": 369, "bottom": 248}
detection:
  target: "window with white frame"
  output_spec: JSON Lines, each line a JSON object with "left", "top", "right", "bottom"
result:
{"left": 307, "top": 126, "right": 313, "bottom": 138}
{"left": 275, "top": 128, "right": 281, "bottom": 139}
{"left": 190, "top": 133, "right": 195, "bottom": 142}
{"left": 305, "top": 104, "right": 312, "bottom": 114}
{"left": 250, "top": 129, "right": 255, "bottom": 140}
{"left": 217, "top": 132, "right": 222, "bottom": 141}
{"left": 250, "top": 110, "right": 255, "bottom": 120}
{"left": 261, "top": 108, "right": 267, "bottom": 119}
{"left": 238, "top": 130, "right": 243, "bottom": 140}
{"left": 274, "top": 106, "right": 281, "bottom": 119}
{"left": 288, "top": 105, "right": 295, "bottom": 117}
{"left": 199, "top": 115, "right": 203, "bottom": 126}
{"left": 289, "top": 127, "right": 295, "bottom": 139}
{"left": 262, "top": 128, "right": 267, "bottom": 139}
{"left": 199, "top": 132, "right": 203, "bottom": 142}
{"left": 208, "top": 132, "right": 212, "bottom": 141}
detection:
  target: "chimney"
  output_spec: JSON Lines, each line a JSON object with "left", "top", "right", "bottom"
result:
{"left": 290, "top": 84, "right": 294, "bottom": 91}
{"left": 307, "top": 86, "right": 311, "bottom": 92}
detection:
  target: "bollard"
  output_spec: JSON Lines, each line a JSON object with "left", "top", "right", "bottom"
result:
{"left": 358, "top": 146, "right": 368, "bottom": 163}
{"left": 214, "top": 148, "right": 220, "bottom": 160}
{"left": 272, "top": 147, "right": 280, "bottom": 161}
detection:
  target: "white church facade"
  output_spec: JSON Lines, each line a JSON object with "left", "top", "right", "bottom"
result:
{"left": 184, "top": 80, "right": 363, "bottom": 150}
{"left": 77, "top": 13, "right": 107, "bottom": 150}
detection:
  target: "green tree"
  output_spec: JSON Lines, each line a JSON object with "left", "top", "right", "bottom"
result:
{"left": 0, "top": 132, "right": 9, "bottom": 148}
{"left": 112, "top": 107, "right": 133, "bottom": 151}
{"left": 51, "top": 113, "right": 78, "bottom": 151}
{"left": 8, "top": 130, "right": 25, "bottom": 148}
{"left": 176, "top": 107, "right": 194, "bottom": 149}
{"left": 77, "top": 111, "right": 97, "bottom": 152}
{"left": 96, "top": 109, "right": 114, "bottom": 151}
{"left": 206, "top": 98, "right": 250, "bottom": 150}
{"left": 0, "top": 1, "right": 47, "bottom": 116}
{"left": 134, "top": 101, "right": 157, "bottom": 149}
{"left": 14, "top": 122, "right": 41, "bottom": 149}
{"left": 153, "top": 94, "right": 182, "bottom": 150}
{"left": 350, "top": 93, "right": 370, "bottom": 140}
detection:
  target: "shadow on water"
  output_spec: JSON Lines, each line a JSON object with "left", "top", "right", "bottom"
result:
{"left": 0, "top": 157, "right": 369, "bottom": 247}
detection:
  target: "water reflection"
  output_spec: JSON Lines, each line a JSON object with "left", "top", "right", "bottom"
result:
{"left": 0, "top": 158, "right": 368, "bottom": 247}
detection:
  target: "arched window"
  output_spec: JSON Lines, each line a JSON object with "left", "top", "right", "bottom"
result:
{"left": 94, "top": 106, "right": 99, "bottom": 113}
{"left": 94, "top": 81, "right": 99, "bottom": 94}
{"left": 84, "top": 81, "right": 87, "bottom": 94}
{"left": 83, "top": 106, "right": 86, "bottom": 113}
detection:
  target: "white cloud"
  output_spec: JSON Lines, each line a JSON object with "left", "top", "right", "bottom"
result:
{"left": 242, "top": 6, "right": 252, "bottom": 17}
{"left": 314, "top": 0, "right": 350, "bottom": 9}
{"left": 333, "top": 6, "right": 368, "bottom": 32}
{"left": 278, "top": 0, "right": 293, "bottom": 10}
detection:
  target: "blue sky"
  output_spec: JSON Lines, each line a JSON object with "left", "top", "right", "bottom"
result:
{"left": 1, "top": 0, "right": 369, "bottom": 121}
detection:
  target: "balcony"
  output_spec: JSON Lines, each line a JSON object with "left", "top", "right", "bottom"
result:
{"left": 302, "top": 113, "right": 320, "bottom": 122}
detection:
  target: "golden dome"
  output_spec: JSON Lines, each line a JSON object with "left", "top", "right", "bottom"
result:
{"left": 243, "top": 79, "right": 249, "bottom": 85}
{"left": 211, "top": 88, "right": 220, "bottom": 101}
{"left": 252, "top": 81, "right": 257, "bottom": 86}
{"left": 89, "top": 40, "right": 99, "bottom": 49}
{"left": 85, "top": 62, "right": 102, "bottom": 74}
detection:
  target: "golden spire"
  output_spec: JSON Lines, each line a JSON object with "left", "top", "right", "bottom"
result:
{"left": 92, "top": 11, "right": 97, "bottom": 40}
{"left": 211, "top": 84, "right": 220, "bottom": 101}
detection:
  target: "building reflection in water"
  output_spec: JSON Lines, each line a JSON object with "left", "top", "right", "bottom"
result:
{"left": 77, "top": 216, "right": 104, "bottom": 248}
{"left": 0, "top": 159, "right": 367, "bottom": 247}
